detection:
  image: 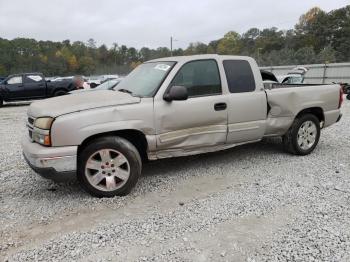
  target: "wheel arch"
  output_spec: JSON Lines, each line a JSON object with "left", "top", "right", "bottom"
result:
{"left": 52, "top": 88, "right": 69, "bottom": 96}
{"left": 78, "top": 129, "right": 149, "bottom": 161}
{"left": 295, "top": 107, "right": 324, "bottom": 124}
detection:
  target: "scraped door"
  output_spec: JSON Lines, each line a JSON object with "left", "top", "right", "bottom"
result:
{"left": 154, "top": 59, "right": 228, "bottom": 152}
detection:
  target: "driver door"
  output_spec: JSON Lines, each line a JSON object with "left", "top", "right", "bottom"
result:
{"left": 154, "top": 59, "right": 228, "bottom": 152}
{"left": 5, "top": 75, "right": 25, "bottom": 100}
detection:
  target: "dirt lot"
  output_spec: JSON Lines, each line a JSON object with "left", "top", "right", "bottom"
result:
{"left": 0, "top": 99, "right": 350, "bottom": 261}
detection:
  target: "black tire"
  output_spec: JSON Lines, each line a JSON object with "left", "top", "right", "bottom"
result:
{"left": 282, "top": 114, "right": 320, "bottom": 155}
{"left": 54, "top": 90, "right": 67, "bottom": 96}
{"left": 0, "top": 98, "right": 3, "bottom": 107}
{"left": 90, "top": 83, "right": 97, "bottom": 88}
{"left": 347, "top": 94, "right": 350, "bottom": 100}
{"left": 77, "top": 136, "right": 142, "bottom": 197}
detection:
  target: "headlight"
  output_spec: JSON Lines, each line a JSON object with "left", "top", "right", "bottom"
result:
{"left": 34, "top": 117, "right": 54, "bottom": 130}
{"left": 32, "top": 132, "right": 51, "bottom": 146}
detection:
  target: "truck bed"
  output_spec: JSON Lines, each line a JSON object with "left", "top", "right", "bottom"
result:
{"left": 264, "top": 83, "right": 329, "bottom": 90}
{"left": 264, "top": 84, "right": 341, "bottom": 136}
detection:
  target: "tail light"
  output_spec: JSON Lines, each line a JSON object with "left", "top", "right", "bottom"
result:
{"left": 339, "top": 86, "right": 344, "bottom": 108}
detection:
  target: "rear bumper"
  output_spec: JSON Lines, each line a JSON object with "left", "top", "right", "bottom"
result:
{"left": 324, "top": 109, "right": 342, "bottom": 128}
{"left": 22, "top": 136, "right": 77, "bottom": 182}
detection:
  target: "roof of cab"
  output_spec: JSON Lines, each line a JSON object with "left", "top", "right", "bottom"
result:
{"left": 148, "top": 54, "right": 254, "bottom": 63}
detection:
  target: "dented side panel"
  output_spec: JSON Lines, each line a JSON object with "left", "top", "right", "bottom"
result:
{"left": 154, "top": 95, "right": 228, "bottom": 152}
{"left": 51, "top": 98, "right": 155, "bottom": 147}
{"left": 265, "top": 84, "right": 341, "bottom": 135}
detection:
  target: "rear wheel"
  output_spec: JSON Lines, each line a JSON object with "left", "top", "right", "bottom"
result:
{"left": 347, "top": 94, "right": 350, "bottom": 100}
{"left": 78, "top": 136, "right": 142, "bottom": 197}
{"left": 54, "top": 90, "right": 67, "bottom": 96}
{"left": 0, "top": 98, "right": 3, "bottom": 107}
{"left": 283, "top": 114, "right": 320, "bottom": 155}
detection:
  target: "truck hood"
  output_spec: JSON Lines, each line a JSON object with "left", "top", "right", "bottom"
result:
{"left": 28, "top": 90, "right": 141, "bottom": 118}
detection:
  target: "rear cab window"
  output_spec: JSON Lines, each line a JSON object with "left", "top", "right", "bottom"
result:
{"left": 171, "top": 59, "right": 222, "bottom": 97}
{"left": 24, "top": 74, "right": 44, "bottom": 84}
{"left": 223, "top": 60, "right": 256, "bottom": 93}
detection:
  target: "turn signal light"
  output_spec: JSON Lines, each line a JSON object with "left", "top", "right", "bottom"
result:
{"left": 44, "top": 135, "right": 51, "bottom": 146}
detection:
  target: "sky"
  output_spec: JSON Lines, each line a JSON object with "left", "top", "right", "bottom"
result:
{"left": 0, "top": 0, "right": 348, "bottom": 49}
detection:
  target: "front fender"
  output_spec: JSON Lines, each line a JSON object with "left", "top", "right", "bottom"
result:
{"left": 50, "top": 99, "right": 154, "bottom": 147}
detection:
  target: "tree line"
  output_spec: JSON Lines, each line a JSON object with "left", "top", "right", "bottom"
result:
{"left": 0, "top": 5, "right": 349, "bottom": 77}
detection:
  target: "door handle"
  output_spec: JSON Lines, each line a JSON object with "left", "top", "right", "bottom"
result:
{"left": 214, "top": 102, "right": 227, "bottom": 111}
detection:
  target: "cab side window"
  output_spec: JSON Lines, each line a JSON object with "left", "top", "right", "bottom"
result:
{"left": 223, "top": 60, "right": 256, "bottom": 93}
{"left": 7, "top": 76, "right": 23, "bottom": 85}
{"left": 171, "top": 60, "right": 221, "bottom": 97}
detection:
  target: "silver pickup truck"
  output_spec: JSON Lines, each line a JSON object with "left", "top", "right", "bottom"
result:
{"left": 22, "top": 55, "right": 343, "bottom": 197}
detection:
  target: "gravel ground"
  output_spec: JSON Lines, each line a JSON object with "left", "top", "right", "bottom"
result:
{"left": 0, "top": 99, "right": 349, "bottom": 261}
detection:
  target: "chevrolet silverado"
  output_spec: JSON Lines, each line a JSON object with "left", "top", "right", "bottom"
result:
{"left": 22, "top": 55, "right": 343, "bottom": 197}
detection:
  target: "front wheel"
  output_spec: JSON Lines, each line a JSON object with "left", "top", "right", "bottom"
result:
{"left": 77, "top": 136, "right": 142, "bottom": 197}
{"left": 347, "top": 94, "right": 350, "bottom": 100}
{"left": 283, "top": 114, "right": 320, "bottom": 155}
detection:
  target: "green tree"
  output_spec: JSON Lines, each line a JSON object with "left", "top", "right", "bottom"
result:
{"left": 217, "top": 31, "right": 241, "bottom": 55}
{"left": 317, "top": 46, "right": 337, "bottom": 63}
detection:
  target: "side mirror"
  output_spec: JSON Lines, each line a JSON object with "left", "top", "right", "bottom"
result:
{"left": 164, "top": 85, "right": 188, "bottom": 102}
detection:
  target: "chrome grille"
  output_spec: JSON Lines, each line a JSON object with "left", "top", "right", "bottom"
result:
{"left": 28, "top": 117, "right": 34, "bottom": 125}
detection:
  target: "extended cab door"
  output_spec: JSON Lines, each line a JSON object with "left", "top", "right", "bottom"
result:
{"left": 23, "top": 74, "right": 46, "bottom": 98}
{"left": 154, "top": 59, "right": 228, "bottom": 152}
{"left": 223, "top": 59, "right": 267, "bottom": 143}
{"left": 3, "top": 75, "right": 25, "bottom": 100}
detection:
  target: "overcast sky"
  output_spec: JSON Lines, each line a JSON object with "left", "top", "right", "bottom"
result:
{"left": 0, "top": 0, "right": 348, "bottom": 49}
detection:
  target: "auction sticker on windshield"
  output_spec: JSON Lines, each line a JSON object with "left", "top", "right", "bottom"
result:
{"left": 154, "top": 64, "right": 171, "bottom": 71}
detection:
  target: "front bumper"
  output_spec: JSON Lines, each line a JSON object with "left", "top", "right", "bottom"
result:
{"left": 22, "top": 136, "right": 78, "bottom": 182}
{"left": 336, "top": 113, "right": 342, "bottom": 123}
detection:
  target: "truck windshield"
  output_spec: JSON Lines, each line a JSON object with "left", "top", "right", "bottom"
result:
{"left": 115, "top": 61, "right": 175, "bottom": 97}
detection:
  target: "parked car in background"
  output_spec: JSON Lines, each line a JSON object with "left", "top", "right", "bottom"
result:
{"left": 0, "top": 72, "right": 75, "bottom": 107}
{"left": 277, "top": 74, "right": 305, "bottom": 84}
{"left": 88, "top": 74, "right": 119, "bottom": 88}
{"left": 22, "top": 55, "right": 343, "bottom": 197}
{"left": 341, "top": 83, "right": 350, "bottom": 100}
{"left": 51, "top": 76, "right": 74, "bottom": 82}
{"left": 69, "top": 78, "right": 123, "bottom": 94}
{"left": 276, "top": 67, "right": 308, "bottom": 84}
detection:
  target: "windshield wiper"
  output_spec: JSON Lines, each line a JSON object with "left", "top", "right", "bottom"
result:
{"left": 116, "top": 88, "right": 142, "bottom": 97}
{"left": 117, "top": 88, "right": 134, "bottom": 95}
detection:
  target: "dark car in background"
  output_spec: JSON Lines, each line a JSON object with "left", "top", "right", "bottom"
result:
{"left": 0, "top": 73, "right": 75, "bottom": 107}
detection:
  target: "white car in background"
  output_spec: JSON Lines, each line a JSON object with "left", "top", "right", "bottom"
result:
{"left": 277, "top": 67, "right": 309, "bottom": 84}
{"left": 277, "top": 74, "right": 305, "bottom": 84}
{"left": 88, "top": 75, "right": 119, "bottom": 88}
{"left": 69, "top": 78, "right": 123, "bottom": 94}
